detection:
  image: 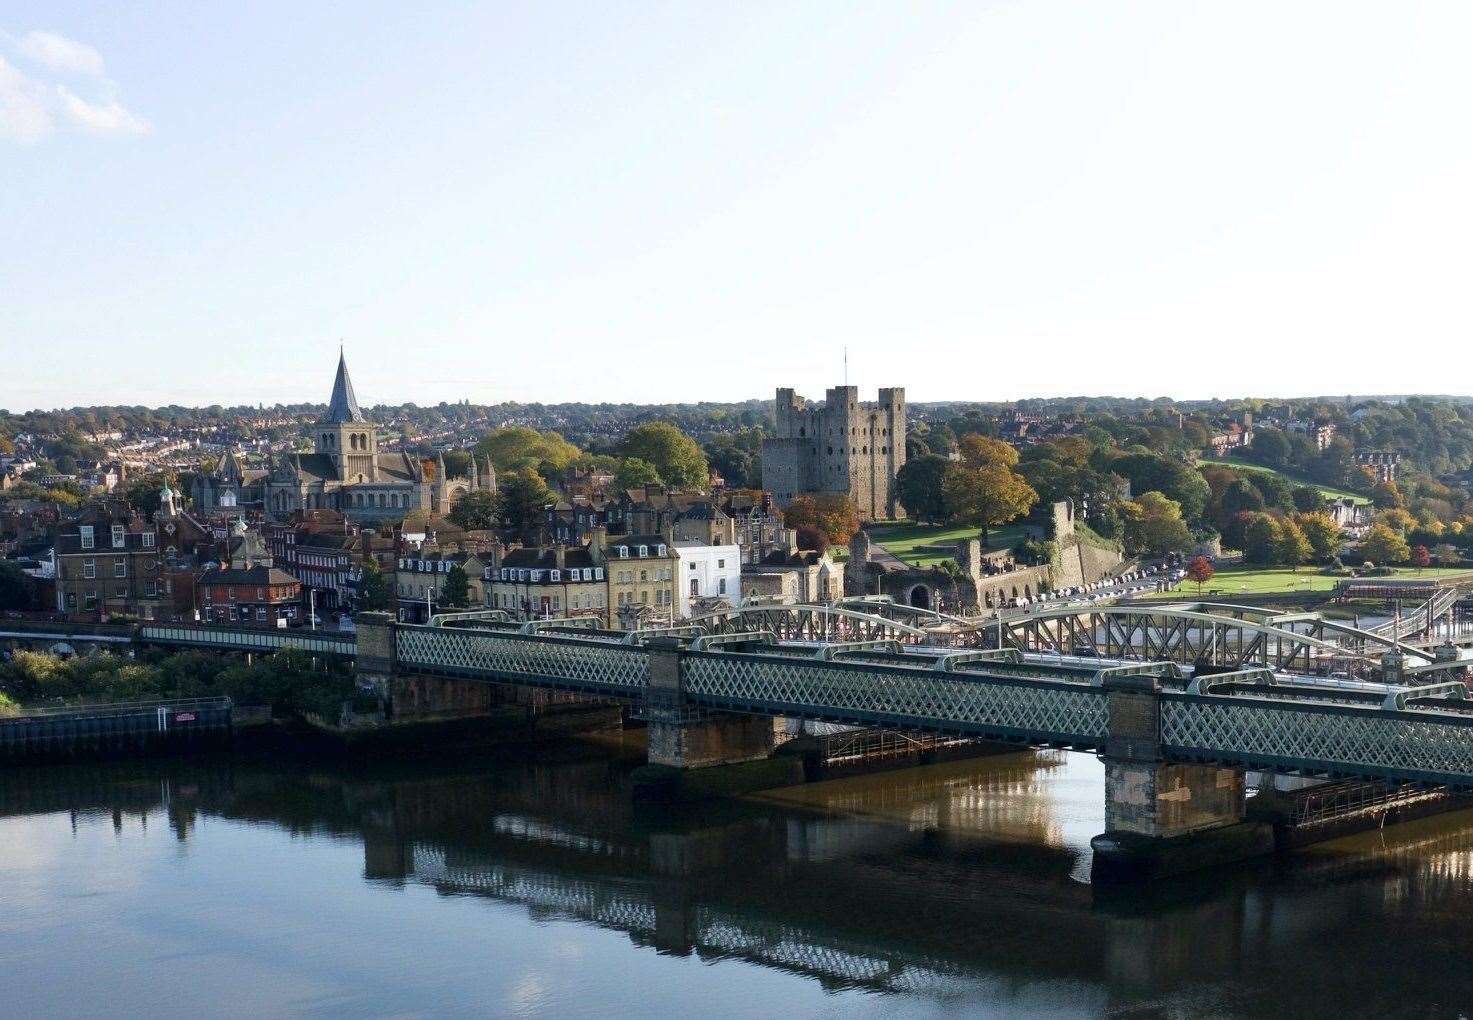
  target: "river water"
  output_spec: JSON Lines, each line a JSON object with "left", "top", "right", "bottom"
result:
{"left": 3, "top": 737, "right": 1473, "bottom": 1018}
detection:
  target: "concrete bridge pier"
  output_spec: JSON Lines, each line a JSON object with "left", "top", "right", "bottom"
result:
{"left": 634, "top": 639, "right": 802, "bottom": 800}
{"left": 1091, "top": 675, "right": 1273, "bottom": 881}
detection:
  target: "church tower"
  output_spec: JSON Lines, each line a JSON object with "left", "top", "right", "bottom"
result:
{"left": 315, "top": 350, "right": 379, "bottom": 484}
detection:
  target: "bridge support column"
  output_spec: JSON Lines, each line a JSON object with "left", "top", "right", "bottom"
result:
{"left": 1091, "top": 676, "right": 1273, "bottom": 881}
{"left": 354, "top": 612, "right": 397, "bottom": 707}
{"left": 635, "top": 639, "right": 800, "bottom": 800}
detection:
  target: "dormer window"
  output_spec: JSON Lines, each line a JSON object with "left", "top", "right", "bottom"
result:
{"left": 618, "top": 546, "right": 629, "bottom": 558}
{"left": 111, "top": 524, "right": 126, "bottom": 548}
{"left": 638, "top": 545, "right": 648, "bottom": 557}
{"left": 656, "top": 545, "right": 666, "bottom": 557}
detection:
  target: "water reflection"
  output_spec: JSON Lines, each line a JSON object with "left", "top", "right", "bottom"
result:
{"left": 4, "top": 744, "right": 1473, "bottom": 1016}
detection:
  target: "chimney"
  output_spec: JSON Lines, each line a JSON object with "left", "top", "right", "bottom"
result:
{"left": 554, "top": 544, "right": 567, "bottom": 570}
{"left": 589, "top": 524, "right": 607, "bottom": 563}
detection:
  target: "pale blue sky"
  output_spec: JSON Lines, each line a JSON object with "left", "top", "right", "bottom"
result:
{"left": 3, "top": 3, "right": 1471, "bottom": 412}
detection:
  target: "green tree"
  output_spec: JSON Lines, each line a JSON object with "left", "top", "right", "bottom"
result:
{"left": 447, "top": 490, "right": 499, "bottom": 530}
{"left": 357, "top": 558, "right": 392, "bottom": 611}
{"left": 614, "top": 457, "right": 663, "bottom": 490}
{"left": 956, "top": 434, "right": 1020, "bottom": 469}
{"left": 1294, "top": 512, "right": 1341, "bottom": 562}
{"left": 441, "top": 564, "right": 471, "bottom": 608}
{"left": 496, "top": 468, "right": 553, "bottom": 541}
{"left": 894, "top": 455, "right": 951, "bottom": 523}
{"left": 1249, "top": 428, "right": 1290, "bottom": 468}
{"left": 617, "top": 422, "right": 708, "bottom": 488}
{"left": 475, "top": 427, "right": 581, "bottom": 477}
{"left": 941, "top": 462, "right": 1038, "bottom": 545}
{"left": 1242, "top": 512, "right": 1283, "bottom": 565}
{"left": 1110, "top": 453, "right": 1210, "bottom": 522}
{"left": 1120, "top": 491, "right": 1192, "bottom": 556}
{"left": 1275, "top": 516, "right": 1312, "bottom": 568}
{"left": 1291, "top": 485, "right": 1324, "bottom": 513}
{"left": 1371, "top": 479, "right": 1405, "bottom": 509}
{"left": 1361, "top": 523, "right": 1411, "bottom": 565}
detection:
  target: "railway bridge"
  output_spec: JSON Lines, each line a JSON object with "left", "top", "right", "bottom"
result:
{"left": 15, "top": 598, "right": 1473, "bottom": 879}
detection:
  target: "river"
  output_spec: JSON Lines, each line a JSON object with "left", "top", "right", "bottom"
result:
{"left": 2, "top": 737, "right": 1473, "bottom": 1018}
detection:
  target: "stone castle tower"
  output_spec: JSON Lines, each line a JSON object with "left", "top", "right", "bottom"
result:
{"left": 760, "top": 385, "right": 906, "bottom": 521}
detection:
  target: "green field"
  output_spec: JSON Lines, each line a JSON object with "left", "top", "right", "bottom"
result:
{"left": 1196, "top": 457, "right": 1370, "bottom": 505}
{"left": 867, "top": 521, "right": 1031, "bottom": 566}
{"left": 1160, "top": 565, "right": 1473, "bottom": 598}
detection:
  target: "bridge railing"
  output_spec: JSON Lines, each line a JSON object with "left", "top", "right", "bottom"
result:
{"left": 138, "top": 623, "right": 356, "bottom": 656}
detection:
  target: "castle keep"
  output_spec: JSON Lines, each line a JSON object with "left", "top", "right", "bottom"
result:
{"left": 761, "top": 385, "right": 906, "bottom": 521}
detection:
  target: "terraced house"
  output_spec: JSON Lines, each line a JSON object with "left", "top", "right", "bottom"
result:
{"left": 54, "top": 500, "right": 167, "bottom": 621}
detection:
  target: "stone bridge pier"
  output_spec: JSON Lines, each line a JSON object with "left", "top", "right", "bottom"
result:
{"left": 636, "top": 639, "right": 802, "bottom": 800}
{"left": 1091, "top": 675, "right": 1274, "bottom": 880}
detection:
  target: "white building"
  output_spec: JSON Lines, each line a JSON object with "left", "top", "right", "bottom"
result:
{"left": 675, "top": 541, "right": 741, "bottom": 618}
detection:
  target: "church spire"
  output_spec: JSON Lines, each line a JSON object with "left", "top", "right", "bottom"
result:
{"left": 322, "top": 348, "right": 365, "bottom": 423}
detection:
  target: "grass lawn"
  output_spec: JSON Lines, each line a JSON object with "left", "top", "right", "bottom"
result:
{"left": 867, "top": 521, "right": 1031, "bottom": 566}
{"left": 1158, "top": 565, "right": 1473, "bottom": 599}
{"left": 1196, "top": 457, "right": 1370, "bottom": 505}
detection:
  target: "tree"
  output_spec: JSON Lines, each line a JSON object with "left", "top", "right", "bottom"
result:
{"left": 613, "top": 457, "right": 662, "bottom": 490}
{"left": 1275, "top": 517, "right": 1312, "bottom": 568}
{"left": 784, "top": 493, "right": 860, "bottom": 544}
{"left": 1294, "top": 512, "right": 1342, "bottom": 562}
{"left": 447, "top": 490, "right": 499, "bottom": 530}
{"left": 496, "top": 468, "right": 553, "bottom": 542}
{"left": 0, "top": 561, "right": 36, "bottom": 611}
{"left": 441, "top": 565, "right": 471, "bottom": 608}
{"left": 1120, "top": 491, "right": 1192, "bottom": 556}
{"left": 941, "top": 462, "right": 1038, "bottom": 545}
{"left": 1291, "top": 485, "right": 1324, "bottom": 513}
{"left": 475, "top": 427, "right": 581, "bottom": 477}
{"left": 1217, "top": 478, "right": 1265, "bottom": 522}
{"left": 793, "top": 525, "right": 829, "bottom": 555}
{"left": 617, "top": 422, "right": 708, "bottom": 488}
{"left": 357, "top": 558, "right": 392, "bottom": 612}
{"left": 1371, "top": 479, "right": 1405, "bottom": 509}
{"left": 1411, "top": 544, "right": 1432, "bottom": 571}
{"left": 1375, "top": 507, "right": 1415, "bottom": 534}
{"left": 1242, "top": 513, "right": 1283, "bottom": 565}
{"left": 1111, "top": 453, "right": 1210, "bottom": 522}
{"left": 1248, "top": 428, "right": 1290, "bottom": 468}
{"left": 1186, "top": 555, "right": 1215, "bottom": 595}
{"left": 1361, "top": 523, "right": 1411, "bottom": 565}
{"left": 894, "top": 455, "right": 951, "bottom": 523}
{"left": 956, "top": 434, "right": 1019, "bottom": 469}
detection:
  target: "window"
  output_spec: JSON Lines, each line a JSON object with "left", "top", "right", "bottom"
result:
{"left": 639, "top": 570, "right": 648, "bottom": 583}
{"left": 638, "top": 545, "right": 648, "bottom": 557}
{"left": 111, "top": 524, "right": 126, "bottom": 548}
{"left": 80, "top": 526, "right": 94, "bottom": 549}
{"left": 142, "top": 532, "right": 155, "bottom": 549}
{"left": 618, "top": 546, "right": 629, "bottom": 558}
{"left": 82, "top": 559, "right": 96, "bottom": 579}
{"left": 257, "top": 607, "right": 267, "bottom": 621}
{"left": 690, "top": 578, "right": 699, "bottom": 596}
{"left": 113, "top": 559, "right": 127, "bottom": 578}
{"left": 550, "top": 570, "right": 560, "bottom": 582}
{"left": 144, "top": 581, "right": 158, "bottom": 598}
{"left": 717, "top": 559, "right": 725, "bottom": 569}
{"left": 84, "top": 592, "right": 98, "bottom": 610}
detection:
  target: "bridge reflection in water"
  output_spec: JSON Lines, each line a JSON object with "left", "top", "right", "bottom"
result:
{"left": 10, "top": 747, "right": 1473, "bottom": 1016}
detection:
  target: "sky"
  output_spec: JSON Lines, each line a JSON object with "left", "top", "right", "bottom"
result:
{"left": 3, "top": 2, "right": 1472, "bottom": 413}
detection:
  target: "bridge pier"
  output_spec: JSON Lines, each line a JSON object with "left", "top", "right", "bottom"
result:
{"left": 634, "top": 639, "right": 801, "bottom": 800}
{"left": 1091, "top": 675, "right": 1273, "bottom": 881}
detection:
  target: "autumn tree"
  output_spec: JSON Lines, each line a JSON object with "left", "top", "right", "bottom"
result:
{"left": 957, "top": 434, "right": 1020, "bottom": 469}
{"left": 783, "top": 493, "right": 860, "bottom": 544}
{"left": 1119, "top": 491, "right": 1191, "bottom": 556}
{"left": 475, "top": 426, "right": 581, "bottom": 478}
{"left": 942, "top": 462, "right": 1038, "bottom": 545}
{"left": 1411, "top": 544, "right": 1432, "bottom": 571}
{"left": 1276, "top": 516, "right": 1312, "bottom": 568}
{"left": 1186, "top": 555, "right": 1215, "bottom": 595}
{"left": 1293, "top": 512, "right": 1342, "bottom": 562}
{"left": 1361, "top": 523, "right": 1411, "bottom": 565}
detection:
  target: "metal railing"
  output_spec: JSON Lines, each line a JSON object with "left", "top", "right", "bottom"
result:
{"left": 1, "top": 696, "right": 232, "bottom": 721}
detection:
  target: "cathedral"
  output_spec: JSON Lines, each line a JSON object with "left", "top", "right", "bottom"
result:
{"left": 194, "top": 352, "right": 494, "bottom": 522}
